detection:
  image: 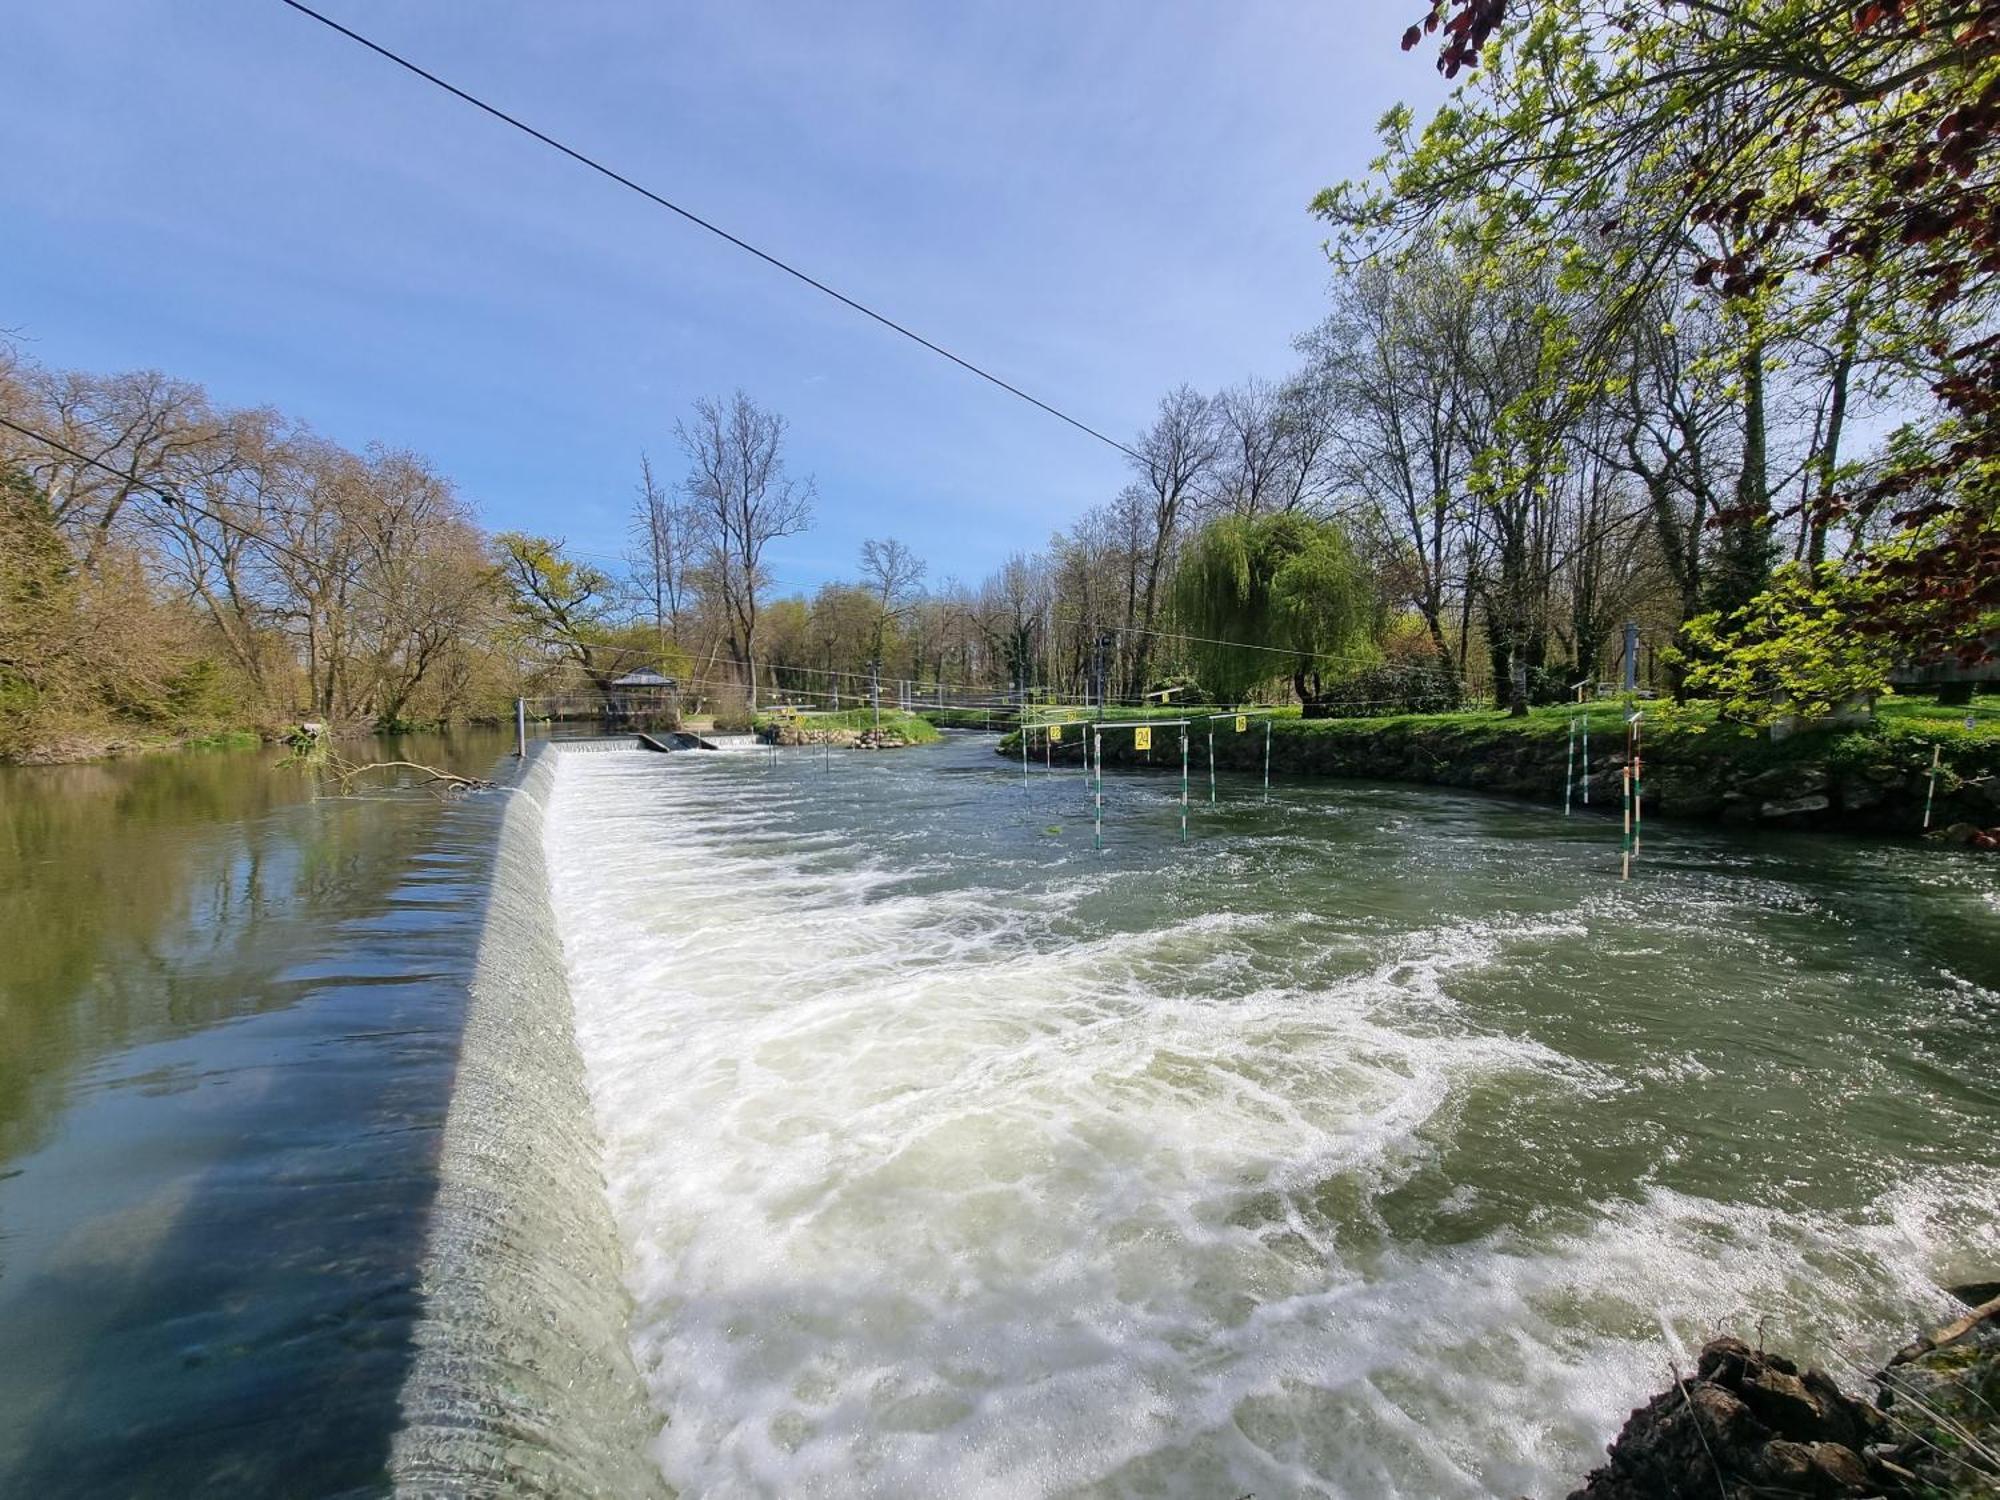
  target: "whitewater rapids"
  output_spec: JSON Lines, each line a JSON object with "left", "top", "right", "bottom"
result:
{"left": 544, "top": 740, "right": 2000, "bottom": 1498}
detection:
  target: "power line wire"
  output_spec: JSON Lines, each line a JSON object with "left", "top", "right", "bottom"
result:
{"left": 276, "top": 0, "right": 1143, "bottom": 463}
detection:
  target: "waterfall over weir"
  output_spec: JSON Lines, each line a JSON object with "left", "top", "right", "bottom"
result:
{"left": 386, "top": 735, "right": 1998, "bottom": 1497}
{"left": 389, "top": 744, "right": 666, "bottom": 1498}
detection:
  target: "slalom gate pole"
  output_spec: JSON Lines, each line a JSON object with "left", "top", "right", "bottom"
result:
{"left": 1093, "top": 729, "right": 1104, "bottom": 853}
{"left": 1621, "top": 764, "right": 1632, "bottom": 880}
{"left": 515, "top": 696, "right": 526, "bottom": 757}
{"left": 1208, "top": 727, "right": 1216, "bottom": 804}
{"left": 1924, "top": 743, "right": 1941, "bottom": 830}
{"left": 1180, "top": 727, "right": 1190, "bottom": 843}
{"left": 1582, "top": 717, "right": 1590, "bottom": 805}
{"left": 1264, "top": 719, "right": 1271, "bottom": 802}
{"left": 1632, "top": 713, "right": 1644, "bottom": 857}
{"left": 1022, "top": 717, "right": 1030, "bottom": 779}
{"left": 1565, "top": 717, "right": 1575, "bottom": 816}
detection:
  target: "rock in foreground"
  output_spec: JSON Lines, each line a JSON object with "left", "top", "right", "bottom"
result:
{"left": 1569, "top": 1295, "right": 2000, "bottom": 1498}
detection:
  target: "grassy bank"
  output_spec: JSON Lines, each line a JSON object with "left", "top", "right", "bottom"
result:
{"left": 756, "top": 708, "right": 942, "bottom": 744}
{"left": 910, "top": 706, "right": 1021, "bottom": 730}
{"left": 1005, "top": 695, "right": 2000, "bottom": 836}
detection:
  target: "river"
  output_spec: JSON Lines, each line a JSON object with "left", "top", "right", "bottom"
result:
{"left": 0, "top": 729, "right": 515, "bottom": 1496}
{"left": 2, "top": 731, "right": 1996, "bottom": 1497}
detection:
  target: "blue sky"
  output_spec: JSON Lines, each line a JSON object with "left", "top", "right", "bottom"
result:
{"left": 4, "top": 2, "right": 1446, "bottom": 595}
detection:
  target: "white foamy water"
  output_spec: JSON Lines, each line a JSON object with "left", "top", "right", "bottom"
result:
{"left": 545, "top": 745, "right": 2000, "bottom": 1498}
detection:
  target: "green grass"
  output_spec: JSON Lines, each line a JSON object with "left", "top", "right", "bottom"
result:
{"left": 1012, "top": 692, "right": 1999, "bottom": 814}
{"left": 759, "top": 708, "right": 941, "bottom": 744}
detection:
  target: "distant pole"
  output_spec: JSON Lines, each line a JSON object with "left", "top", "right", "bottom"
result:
{"left": 1093, "top": 729, "right": 1104, "bottom": 853}
{"left": 1565, "top": 717, "right": 1575, "bottom": 816}
{"left": 1181, "top": 726, "right": 1190, "bottom": 843}
{"left": 1582, "top": 715, "right": 1590, "bottom": 806}
{"left": 1924, "top": 742, "right": 1942, "bottom": 829}
{"left": 1263, "top": 719, "right": 1272, "bottom": 802}
{"left": 1622, "top": 621, "right": 1639, "bottom": 696}
{"left": 869, "top": 658, "right": 881, "bottom": 737}
{"left": 1208, "top": 725, "right": 1216, "bottom": 804}
{"left": 515, "top": 696, "right": 526, "bottom": 757}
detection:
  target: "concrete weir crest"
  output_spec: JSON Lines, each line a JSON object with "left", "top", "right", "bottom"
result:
{"left": 388, "top": 743, "right": 665, "bottom": 1497}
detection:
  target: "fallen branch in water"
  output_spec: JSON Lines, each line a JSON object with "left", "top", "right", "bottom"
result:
{"left": 325, "top": 757, "right": 497, "bottom": 796}
{"left": 276, "top": 726, "right": 495, "bottom": 797}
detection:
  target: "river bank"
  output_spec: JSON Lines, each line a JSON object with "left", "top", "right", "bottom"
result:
{"left": 754, "top": 707, "right": 942, "bottom": 747}
{"left": 1004, "top": 697, "right": 2000, "bottom": 838}
{"left": 1570, "top": 1289, "right": 2000, "bottom": 1498}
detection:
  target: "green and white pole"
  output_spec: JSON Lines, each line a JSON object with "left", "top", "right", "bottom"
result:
{"left": 1582, "top": 716, "right": 1590, "bottom": 806}
{"left": 1565, "top": 718, "right": 1575, "bottom": 816}
{"left": 1924, "top": 742, "right": 1941, "bottom": 830}
{"left": 1180, "top": 727, "right": 1190, "bottom": 843}
{"left": 1093, "top": 729, "right": 1104, "bottom": 853}
{"left": 1621, "top": 763, "right": 1633, "bottom": 881}
{"left": 1208, "top": 726, "right": 1216, "bottom": 804}
{"left": 1263, "top": 719, "right": 1272, "bottom": 802}
{"left": 1632, "top": 713, "right": 1644, "bottom": 856}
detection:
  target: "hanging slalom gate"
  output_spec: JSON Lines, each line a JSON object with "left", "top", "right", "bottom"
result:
{"left": 1565, "top": 706, "right": 1646, "bottom": 881}
{"left": 1085, "top": 719, "right": 1191, "bottom": 848}
{"left": 1016, "top": 712, "right": 1280, "bottom": 856}
{"left": 1184, "top": 712, "right": 1280, "bottom": 804}
{"left": 1621, "top": 710, "right": 1644, "bottom": 881}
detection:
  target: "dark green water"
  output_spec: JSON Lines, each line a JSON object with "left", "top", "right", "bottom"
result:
{"left": 2, "top": 730, "right": 1996, "bottom": 1498}
{"left": 547, "top": 737, "right": 2000, "bottom": 1497}
{"left": 0, "top": 729, "right": 514, "bottom": 1497}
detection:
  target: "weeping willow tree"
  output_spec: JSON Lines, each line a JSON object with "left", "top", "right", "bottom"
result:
{"left": 1171, "top": 513, "right": 1376, "bottom": 715}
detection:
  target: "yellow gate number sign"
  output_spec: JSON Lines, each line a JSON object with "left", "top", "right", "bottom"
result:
{"left": 1133, "top": 726, "right": 1152, "bottom": 751}
{"left": 1235, "top": 715, "right": 1248, "bottom": 733}
{"left": 1048, "top": 724, "right": 1062, "bottom": 742}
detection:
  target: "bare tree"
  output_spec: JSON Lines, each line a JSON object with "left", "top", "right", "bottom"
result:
{"left": 629, "top": 450, "right": 692, "bottom": 656}
{"left": 858, "top": 535, "right": 926, "bottom": 663}
{"left": 1127, "top": 385, "right": 1220, "bottom": 694}
{"left": 1210, "top": 380, "right": 1288, "bottom": 519}
{"left": 20, "top": 366, "right": 227, "bottom": 573}
{"left": 676, "top": 391, "right": 815, "bottom": 709}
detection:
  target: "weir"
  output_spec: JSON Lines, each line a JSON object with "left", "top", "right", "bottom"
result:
{"left": 388, "top": 744, "right": 666, "bottom": 1497}
{"left": 373, "top": 735, "right": 1997, "bottom": 1497}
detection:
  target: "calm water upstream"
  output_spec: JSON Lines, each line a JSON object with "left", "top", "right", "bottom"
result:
{"left": 2, "top": 730, "right": 1996, "bottom": 1498}
{"left": 0, "top": 729, "right": 516, "bottom": 1497}
{"left": 546, "top": 736, "right": 2000, "bottom": 1499}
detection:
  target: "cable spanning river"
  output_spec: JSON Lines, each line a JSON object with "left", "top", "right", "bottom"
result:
{"left": 547, "top": 736, "right": 2000, "bottom": 1498}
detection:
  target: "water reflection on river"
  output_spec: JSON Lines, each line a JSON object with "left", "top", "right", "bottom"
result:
{"left": 0, "top": 730, "right": 512, "bottom": 1497}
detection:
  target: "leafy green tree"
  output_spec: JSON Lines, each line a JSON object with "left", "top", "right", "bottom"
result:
{"left": 1171, "top": 513, "right": 1376, "bottom": 714}
{"left": 492, "top": 532, "right": 623, "bottom": 696}
{"left": 1341, "top": 0, "right": 1999, "bottom": 664}
{"left": 1681, "top": 564, "right": 1898, "bottom": 727}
